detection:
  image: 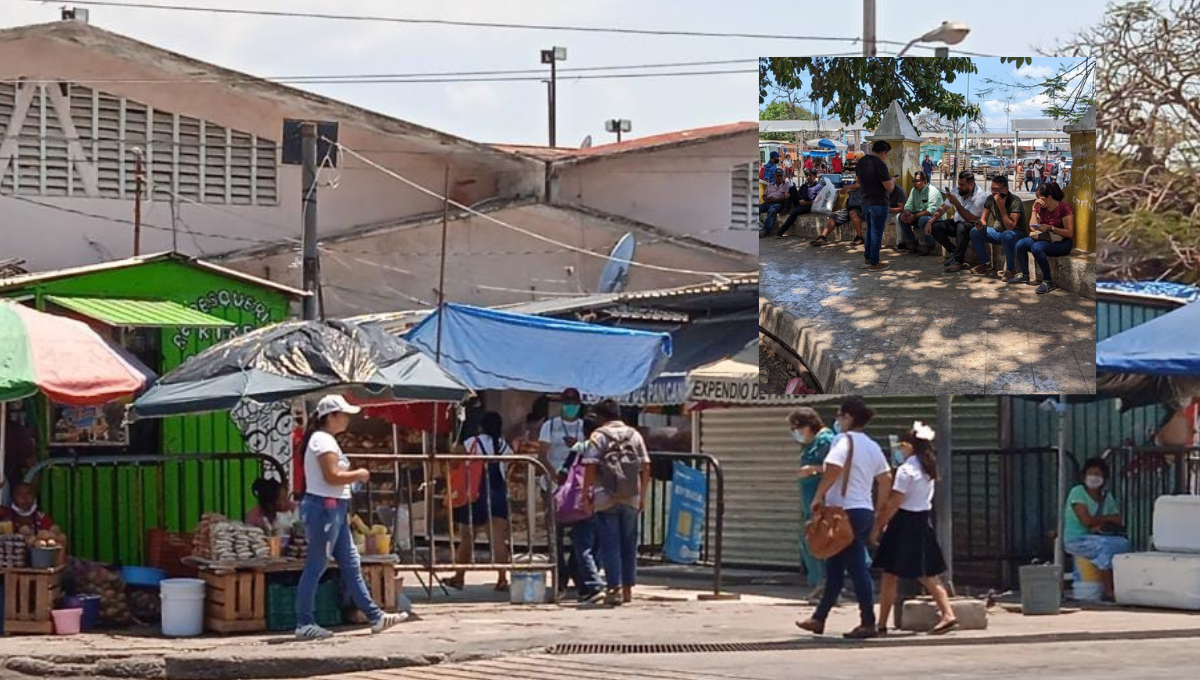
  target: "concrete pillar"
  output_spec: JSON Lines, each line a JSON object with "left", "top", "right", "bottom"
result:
{"left": 867, "top": 100, "right": 925, "bottom": 198}
{"left": 1062, "top": 105, "right": 1096, "bottom": 253}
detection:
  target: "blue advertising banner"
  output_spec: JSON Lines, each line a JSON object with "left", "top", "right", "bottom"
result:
{"left": 664, "top": 461, "right": 708, "bottom": 564}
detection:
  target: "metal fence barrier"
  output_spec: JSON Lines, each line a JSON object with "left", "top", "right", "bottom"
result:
{"left": 639, "top": 452, "right": 726, "bottom": 598}
{"left": 1105, "top": 445, "right": 1200, "bottom": 551}
{"left": 25, "top": 451, "right": 288, "bottom": 565}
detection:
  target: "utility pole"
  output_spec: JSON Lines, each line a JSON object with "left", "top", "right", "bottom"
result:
{"left": 132, "top": 147, "right": 143, "bottom": 256}
{"left": 862, "top": 0, "right": 877, "bottom": 57}
{"left": 300, "top": 122, "right": 319, "bottom": 321}
{"left": 541, "top": 47, "right": 566, "bottom": 147}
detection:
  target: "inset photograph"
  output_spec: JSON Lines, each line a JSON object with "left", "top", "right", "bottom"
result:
{"left": 757, "top": 57, "right": 1096, "bottom": 395}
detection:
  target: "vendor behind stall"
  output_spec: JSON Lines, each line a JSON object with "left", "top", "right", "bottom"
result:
{"left": 0, "top": 482, "right": 55, "bottom": 532}
{"left": 245, "top": 478, "right": 298, "bottom": 534}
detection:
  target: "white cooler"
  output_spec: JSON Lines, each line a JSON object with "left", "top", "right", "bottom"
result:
{"left": 1153, "top": 496, "right": 1200, "bottom": 553}
{"left": 1113, "top": 552, "right": 1200, "bottom": 610}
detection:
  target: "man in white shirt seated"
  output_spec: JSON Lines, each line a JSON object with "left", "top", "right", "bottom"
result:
{"left": 928, "top": 171, "right": 990, "bottom": 273}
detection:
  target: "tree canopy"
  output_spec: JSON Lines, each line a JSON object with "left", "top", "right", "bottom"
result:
{"left": 758, "top": 100, "right": 817, "bottom": 141}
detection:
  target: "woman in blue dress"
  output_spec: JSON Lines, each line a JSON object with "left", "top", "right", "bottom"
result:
{"left": 790, "top": 407, "right": 837, "bottom": 596}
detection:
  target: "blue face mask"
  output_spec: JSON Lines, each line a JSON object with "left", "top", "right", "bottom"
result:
{"left": 832, "top": 419, "right": 843, "bottom": 434}
{"left": 891, "top": 447, "right": 907, "bottom": 467}
{"left": 562, "top": 404, "right": 581, "bottom": 420}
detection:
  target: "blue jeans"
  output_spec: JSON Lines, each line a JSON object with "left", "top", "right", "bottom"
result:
{"left": 571, "top": 516, "right": 605, "bottom": 598}
{"left": 1016, "top": 237, "right": 1073, "bottom": 281}
{"left": 969, "top": 226, "right": 1022, "bottom": 270}
{"left": 862, "top": 204, "right": 889, "bottom": 265}
{"left": 759, "top": 203, "right": 785, "bottom": 233}
{"left": 297, "top": 494, "right": 383, "bottom": 627}
{"left": 598, "top": 505, "right": 639, "bottom": 589}
{"left": 897, "top": 214, "right": 933, "bottom": 247}
{"left": 814, "top": 508, "right": 876, "bottom": 627}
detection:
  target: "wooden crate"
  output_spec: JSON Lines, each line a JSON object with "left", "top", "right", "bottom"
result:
{"left": 200, "top": 570, "right": 265, "bottom": 634}
{"left": 345, "top": 564, "right": 400, "bottom": 623}
{"left": 3, "top": 566, "right": 64, "bottom": 635}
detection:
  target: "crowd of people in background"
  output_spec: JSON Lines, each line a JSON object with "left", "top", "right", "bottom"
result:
{"left": 758, "top": 144, "right": 1076, "bottom": 294}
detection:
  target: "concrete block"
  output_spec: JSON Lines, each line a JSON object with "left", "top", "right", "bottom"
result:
{"left": 899, "top": 598, "right": 988, "bottom": 632}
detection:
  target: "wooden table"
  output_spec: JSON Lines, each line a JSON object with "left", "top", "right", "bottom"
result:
{"left": 2, "top": 565, "right": 65, "bottom": 635}
{"left": 185, "top": 555, "right": 401, "bottom": 634}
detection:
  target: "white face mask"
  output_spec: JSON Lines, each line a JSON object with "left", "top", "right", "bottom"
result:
{"left": 792, "top": 430, "right": 810, "bottom": 445}
{"left": 1085, "top": 475, "right": 1105, "bottom": 490}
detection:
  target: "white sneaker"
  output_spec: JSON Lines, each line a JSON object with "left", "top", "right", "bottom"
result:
{"left": 371, "top": 612, "right": 411, "bottom": 634}
{"left": 295, "top": 624, "right": 334, "bottom": 640}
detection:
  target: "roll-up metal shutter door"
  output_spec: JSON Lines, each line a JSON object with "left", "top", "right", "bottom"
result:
{"left": 699, "top": 397, "right": 1000, "bottom": 570}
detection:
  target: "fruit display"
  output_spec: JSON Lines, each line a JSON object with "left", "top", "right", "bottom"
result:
{"left": 0, "top": 534, "right": 28, "bottom": 567}
{"left": 128, "top": 587, "right": 162, "bottom": 623}
{"left": 285, "top": 522, "right": 308, "bottom": 560}
{"left": 69, "top": 560, "right": 133, "bottom": 625}
{"left": 350, "top": 514, "right": 392, "bottom": 555}
{"left": 192, "top": 513, "right": 270, "bottom": 562}
{"left": 337, "top": 431, "right": 394, "bottom": 452}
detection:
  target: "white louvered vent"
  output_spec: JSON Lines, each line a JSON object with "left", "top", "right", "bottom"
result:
{"left": 730, "top": 161, "right": 757, "bottom": 230}
{"left": 0, "top": 80, "right": 278, "bottom": 205}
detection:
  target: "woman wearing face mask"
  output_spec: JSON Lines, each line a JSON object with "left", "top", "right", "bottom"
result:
{"left": 796, "top": 397, "right": 893, "bottom": 639}
{"left": 790, "top": 408, "right": 836, "bottom": 597}
{"left": 872, "top": 423, "right": 957, "bottom": 636}
{"left": 1063, "top": 458, "right": 1131, "bottom": 601}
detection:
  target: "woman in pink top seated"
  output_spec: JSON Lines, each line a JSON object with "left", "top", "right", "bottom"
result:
{"left": 245, "top": 478, "right": 297, "bottom": 533}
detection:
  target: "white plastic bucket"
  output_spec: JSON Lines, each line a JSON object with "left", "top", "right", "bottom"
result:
{"left": 1072, "top": 579, "right": 1103, "bottom": 602}
{"left": 509, "top": 572, "right": 546, "bottom": 605}
{"left": 160, "top": 578, "right": 206, "bottom": 637}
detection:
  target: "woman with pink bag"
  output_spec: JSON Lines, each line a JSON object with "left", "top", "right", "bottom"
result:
{"left": 555, "top": 417, "right": 606, "bottom": 604}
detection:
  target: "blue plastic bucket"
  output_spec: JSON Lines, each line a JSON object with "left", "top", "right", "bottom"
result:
{"left": 64, "top": 594, "right": 102, "bottom": 631}
{"left": 121, "top": 566, "right": 166, "bottom": 587}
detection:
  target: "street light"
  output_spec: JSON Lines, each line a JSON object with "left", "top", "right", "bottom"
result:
{"left": 605, "top": 119, "right": 632, "bottom": 143}
{"left": 896, "top": 21, "right": 971, "bottom": 57}
{"left": 541, "top": 46, "right": 567, "bottom": 147}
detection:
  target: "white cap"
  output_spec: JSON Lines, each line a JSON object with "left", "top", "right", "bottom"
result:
{"left": 314, "top": 394, "right": 361, "bottom": 419}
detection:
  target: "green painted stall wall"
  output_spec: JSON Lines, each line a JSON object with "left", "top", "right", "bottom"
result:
{"left": 20, "top": 261, "right": 290, "bottom": 565}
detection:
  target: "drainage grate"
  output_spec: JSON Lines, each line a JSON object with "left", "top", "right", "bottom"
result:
{"left": 549, "top": 641, "right": 808, "bottom": 655}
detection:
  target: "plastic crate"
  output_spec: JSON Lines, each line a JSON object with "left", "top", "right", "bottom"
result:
{"left": 266, "top": 578, "right": 343, "bottom": 631}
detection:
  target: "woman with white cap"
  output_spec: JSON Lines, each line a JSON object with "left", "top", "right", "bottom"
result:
{"left": 295, "top": 394, "right": 408, "bottom": 640}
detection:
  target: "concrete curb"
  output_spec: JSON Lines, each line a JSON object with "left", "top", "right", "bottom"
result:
{"left": 759, "top": 296, "right": 840, "bottom": 393}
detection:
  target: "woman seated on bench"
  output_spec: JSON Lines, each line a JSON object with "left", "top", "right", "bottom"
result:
{"left": 1012, "top": 181, "right": 1073, "bottom": 295}
{"left": 1063, "top": 458, "right": 1131, "bottom": 602}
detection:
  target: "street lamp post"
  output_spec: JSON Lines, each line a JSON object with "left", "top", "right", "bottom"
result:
{"left": 541, "top": 46, "right": 567, "bottom": 147}
{"left": 605, "top": 119, "right": 632, "bottom": 143}
{"left": 896, "top": 21, "right": 971, "bottom": 57}
{"left": 863, "top": 0, "right": 877, "bottom": 57}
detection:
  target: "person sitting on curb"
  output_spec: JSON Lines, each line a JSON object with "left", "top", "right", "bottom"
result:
{"left": 1063, "top": 458, "right": 1131, "bottom": 602}
{"left": 929, "top": 171, "right": 989, "bottom": 274}
{"left": 759, "top": 169, "right": 793, "bottom": 238}
{"left": 809, "top": 189, "right": 864, "bottom": 248}
{"left": 1012, "top": 181, "right": 1075, "bottom": 294}
{"left": 967, "top": 175, "right": 1027, "bottom": 277}
{"left": 774, "top": 168, "right": 823, "bottom": 238}
{"left": 895, "top": 171, "right": 942, "bottom": 256}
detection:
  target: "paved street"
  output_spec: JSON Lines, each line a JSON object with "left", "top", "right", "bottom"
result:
{"left": 759, "top": 236, "right": 1096, "bottom": 394}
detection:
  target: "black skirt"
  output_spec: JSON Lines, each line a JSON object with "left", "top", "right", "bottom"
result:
{"left": 874, "top": 509, "right": 947, "bottom": 579}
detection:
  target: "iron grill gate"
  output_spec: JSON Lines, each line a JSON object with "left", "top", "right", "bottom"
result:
{"left": 697, "top": 397, "right": 1000, "bottom": 571}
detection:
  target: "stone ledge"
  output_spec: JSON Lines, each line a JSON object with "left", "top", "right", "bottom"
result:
{"left": 899, "top": 598, "right": 989, "bottom": 632}
{"left": 759, "top": 297, "right": 838, "bottom": 393}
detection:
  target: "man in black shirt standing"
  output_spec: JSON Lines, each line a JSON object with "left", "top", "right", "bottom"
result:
{"left": 839, "top": 140, "right": 896, "bottom": 272}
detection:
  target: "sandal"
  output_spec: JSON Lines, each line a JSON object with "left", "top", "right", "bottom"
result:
{"left": 877, "top": 625, "right": 888, "bottom": 637}
{"left": 809, "top": 236, "right": 829, "bottom": 246}
{"left": 929, "top": 619, "right": 959, "bottom": 635}
{"left": 444, "top": 576, "right": 465, "bottom": 591}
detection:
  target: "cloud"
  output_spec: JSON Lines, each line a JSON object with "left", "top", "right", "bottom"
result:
{"left": 1014, "top": 64, "right": 1054, "bottom": 79}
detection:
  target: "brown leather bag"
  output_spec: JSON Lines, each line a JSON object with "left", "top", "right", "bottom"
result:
{"left": 805, "top": 434, "right": 856, "bottom": 560}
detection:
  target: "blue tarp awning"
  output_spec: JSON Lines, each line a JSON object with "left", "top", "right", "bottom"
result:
{"left": 1098, "top": 300, "right": 1200, "bottom": 376}
{"left": 404, "top": 303, "right": 671, "bottom": 395}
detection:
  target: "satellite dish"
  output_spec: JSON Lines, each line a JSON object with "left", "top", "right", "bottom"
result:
{"left": 598, "top": 233, "right": 636, "bottom": 294}
{"left": 581, "top": 135, "right": 593, "bottom": 149}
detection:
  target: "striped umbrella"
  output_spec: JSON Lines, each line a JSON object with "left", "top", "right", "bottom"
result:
{"left": 0, "top": 300, "right": 149, "bottom": 406}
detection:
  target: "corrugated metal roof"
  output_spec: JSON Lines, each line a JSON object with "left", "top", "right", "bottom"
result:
{"left": 46, "top": 296, "right": 236, "bottom": 328}
{"left": 0, "top": 252, "right": 308, "bottom": 298}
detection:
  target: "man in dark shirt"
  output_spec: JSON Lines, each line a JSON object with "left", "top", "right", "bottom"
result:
{"left": 968, "top": 175, "right": 1028, "bottom": 276}
{"left": 773, "top": 168, "right": 824, "bottom": 238}
{"left": 839, "top": 140, "right": 895, "bottom": 271}
{"left": 922, "top": 155, "right": 935, "bottom": 180}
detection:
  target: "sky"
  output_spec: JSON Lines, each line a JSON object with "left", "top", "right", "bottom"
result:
{"left": 0, "top": 0, "right": 1108, "bottom": 147}
{"left": 761, "top": 57, "right": 1088, "bottom": 132}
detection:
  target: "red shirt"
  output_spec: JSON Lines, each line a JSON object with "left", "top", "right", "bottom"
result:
{"left": 804, "top": 157, "right": 815, "bottom": 170}
{"left": 1037, "top": 200, "right": 1073, "bottom": 228}
{"left": 832, "top": 156, "right": 843, "bottom": 173}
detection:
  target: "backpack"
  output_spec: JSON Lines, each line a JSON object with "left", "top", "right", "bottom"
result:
{"left": 596, "top": 426, "right": 643, "bottom": 500}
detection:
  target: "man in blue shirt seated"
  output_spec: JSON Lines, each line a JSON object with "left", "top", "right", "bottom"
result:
{"left": 772, "top": 168, "right": 824, "bottom": 238}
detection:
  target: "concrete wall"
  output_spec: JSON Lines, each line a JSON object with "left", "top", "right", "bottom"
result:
{"left": 225, "top": 203, "right": 754, "bottom": 317}
{"left": 550, "top": 131, "right": 758, "bottom": 255}
{"left": 0, "top": 29, "right": 543, "bottom": 272}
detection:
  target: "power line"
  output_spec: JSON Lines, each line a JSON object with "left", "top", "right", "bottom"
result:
{"left": 20, "top": 1, "right": 997, "bottom": 55}
{"left": 18, "top": 59, "right": 759, "bottom": 84}
{"left": 325, "top": 137, "right": 754, "bottom": 280}
{"left": 17, "top": 69, "right": 756, "bottom": 86}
